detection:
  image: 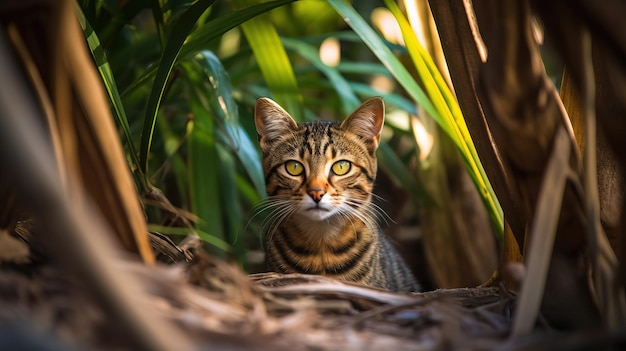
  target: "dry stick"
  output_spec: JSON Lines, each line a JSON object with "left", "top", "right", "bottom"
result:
{"left": 510, "top": 127, "right": 573, "bottom": 337}
{"left": 255, "top": 273, "right": 422, "bottom": 305}
{"left": 348, "top": 296, "right": 438, "bottom": 327}
{"left": 260, "top": 282, "right": 418, "bottom": 305}
{"left": 581, "top": 29, "right": 626, "bottom": 328}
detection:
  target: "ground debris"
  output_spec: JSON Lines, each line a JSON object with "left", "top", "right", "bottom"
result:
{"left": 0, "top": 244, "right": 519, "bottom": 351}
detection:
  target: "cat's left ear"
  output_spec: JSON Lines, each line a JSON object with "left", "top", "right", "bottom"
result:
{"left": 340, "top": 97, "right": 385, "bottom": 154}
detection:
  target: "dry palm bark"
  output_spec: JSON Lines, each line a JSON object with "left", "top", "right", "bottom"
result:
{"left": 429, "top": 0, "right": 626, "bottom": 330}
{"left": 0, "top": 0, "right": 183, "bottom": 349}
{"left": 530, "top": 0, "right": 626, "bottom": 292}
{"left": 1, "top": 0, "right": 154, "bottom": 264}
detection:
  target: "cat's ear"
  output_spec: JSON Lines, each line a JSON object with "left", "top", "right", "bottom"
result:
{"left": 254, "top": 97, "right": 298, "bottom": 150}
{"left": 340, "top": 97, "right": 385, "bottom": 154}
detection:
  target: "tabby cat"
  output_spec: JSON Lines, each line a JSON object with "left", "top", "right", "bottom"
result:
{"left": 254, "top": 97, "right": 420, "bottom": 292}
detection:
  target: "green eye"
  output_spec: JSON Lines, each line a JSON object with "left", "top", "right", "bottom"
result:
{"left": 285, "top": 160, "right": 304, "bottom": 176}
{"left": 331, "top": 160, "right": 351, "bottom": 176}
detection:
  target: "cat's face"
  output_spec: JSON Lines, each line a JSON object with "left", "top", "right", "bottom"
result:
{"left": 254, "top": 98, "right": 384, "bottom": 222}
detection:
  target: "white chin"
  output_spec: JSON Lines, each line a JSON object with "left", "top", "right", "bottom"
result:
{"left": 301, "top": 208, "right": 336, "bottom": 221}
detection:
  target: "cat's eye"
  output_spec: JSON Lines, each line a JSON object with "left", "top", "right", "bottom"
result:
{"left": 331, "top": 160, "right": 351, "bottom": 176}
{"left": 285, "top": 160, "right": 304, "bottom": 176}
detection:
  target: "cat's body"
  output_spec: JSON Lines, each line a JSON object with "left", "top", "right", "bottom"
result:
{"left": 254, "top": 97, "right": 419, "bottom": 292}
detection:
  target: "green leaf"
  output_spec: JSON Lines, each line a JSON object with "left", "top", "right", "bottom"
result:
{"left": 139, "top": 0, "right": 216, "bottom": 179}
{"left": 348, "top": 82, "right": 418, "bottom": 115}
{"left": 194, "top": 50, "right": 266, "bottom": 197}
{"left": 231, "top": 0, "right": 302, "bottom": 121}
{"left": 186, "top": 113, "right": 226, "bottom": 257}
{"left": 219, "top": 126, "right": 267, "bottom": 198}
{"left": 336, "top": 62, "right": 393, "bottom": 76}
{"left": 75, "top": 5, "right": 146, "bottom": 189}
{"left": 216, "top": 144, "right": 247, "bottom": 266}
{"left": 326, "top": 0, "right": 442, "bottom": 131}
{"left": 195, "top": 51, "right": 240, "bottom": 148}
{"left": 182, "top": 0, "right": 295, "bottom": 58}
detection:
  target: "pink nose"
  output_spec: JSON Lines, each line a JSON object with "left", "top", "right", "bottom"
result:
{"left": 308, "top": 187, "right": 325, "bottom": 203}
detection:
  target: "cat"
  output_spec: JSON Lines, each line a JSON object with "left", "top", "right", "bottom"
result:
{"left": 253, "top": 97, "right": 420, "bottom": 292}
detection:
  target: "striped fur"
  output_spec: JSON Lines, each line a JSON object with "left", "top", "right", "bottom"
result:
{"left": 254, "top": 97, "right": 420, "bottom": 292}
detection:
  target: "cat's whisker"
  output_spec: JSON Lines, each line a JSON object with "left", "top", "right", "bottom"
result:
{"left": 261, "top": 204, "right": 290, "bottom": 232}
{"left": 337, "top": 203, "right": 378, "bottom": 234}
{"left": 343, "top": 198, "right": 394, "bottom": 227}
{"left": 266, "top": 207, "right": 297, "bottom": 243}
{"left": 250, "top": 197, "right": 290, "bottom": 213}
{"left": 248, "top": 200, "right": 289, "bottom": 232}
{"left": 369, "top": 193, "right": 395, "bottom": 222}
{"left": 371, "top": 192, "right": 389, "bottom": 203}
{"left": 335, "top": 207, "right": 359, "bottom": 241}
{"left": 260, "top": 200, "right": 297, "bottom": 243}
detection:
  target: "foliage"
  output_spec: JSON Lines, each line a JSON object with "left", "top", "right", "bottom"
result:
{"left": 76, "top": 0, "right": 501, "bottom": 272}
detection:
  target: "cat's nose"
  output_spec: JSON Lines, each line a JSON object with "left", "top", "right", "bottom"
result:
{"left": 308, "top": 187, "right": 325, "bottom": 203}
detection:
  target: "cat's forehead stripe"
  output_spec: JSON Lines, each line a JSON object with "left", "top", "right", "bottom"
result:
{"left": 298, "top": 121, "right": 338, "bottom": 158}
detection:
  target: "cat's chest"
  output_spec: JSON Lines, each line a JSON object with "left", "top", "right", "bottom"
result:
{"left": 279, "top": 216, "right": 374, "bottom": 254}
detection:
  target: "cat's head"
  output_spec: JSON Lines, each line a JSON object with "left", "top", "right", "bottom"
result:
{"left": 254, "top": 97, "right": 384, "bottom": 222}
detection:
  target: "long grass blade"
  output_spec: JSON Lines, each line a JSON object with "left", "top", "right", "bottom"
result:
{"left": 385, "top": 0, "right": 503, "bottom": 235}
{"left": 232, "top": 0, "right": 302, "bottom": 121}
{"left": 328, "top": 0, "right": 503, "bottom": 234}
{"left": 186, "top": 111, "right": 226, "bottom": 257}
{"left": 219, "top": 126, "right": 267, "bottom": 197}
{"left": 349, "top": 82, "right": 417, "bottom": 115}
{"left": 327, "top": 0, "right": 439, "bottom": 123}
{"left": 216, "top": 144, "right": 247, "bottom": 266}
{"left": 75, "top": 6, "right": 145, "bottom": 188}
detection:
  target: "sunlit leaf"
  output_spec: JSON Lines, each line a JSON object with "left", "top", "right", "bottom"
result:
{"left": 232, "top": 0, "right": 302, "bottom": 121}
{"left": 384, "top": 0, "right": 502, "bottom": 234}
{"left": 195, "top": 51, "right": 240, "bottom": 148}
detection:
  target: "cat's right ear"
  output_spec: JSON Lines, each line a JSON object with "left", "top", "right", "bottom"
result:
{"left": 254, "top": 97, "right": 298, "bottom": 150}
